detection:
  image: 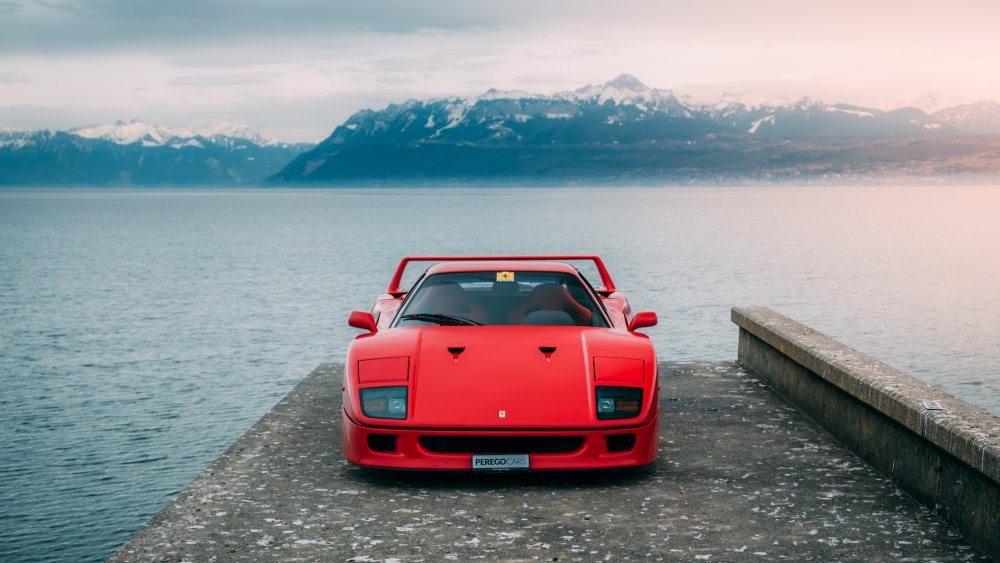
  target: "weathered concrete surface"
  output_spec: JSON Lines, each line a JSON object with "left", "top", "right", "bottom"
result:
{"left": 109, "top": 363, "right": 986, "bottom": 562}
{"left": 733, "top": 306, "right": 1000, "bottom": 560}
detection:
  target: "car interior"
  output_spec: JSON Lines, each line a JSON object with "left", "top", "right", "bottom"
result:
{"left": 396, "top": 271, "right": 608, "bottom": 327}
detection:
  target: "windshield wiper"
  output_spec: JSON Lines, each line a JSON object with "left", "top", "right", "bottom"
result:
{"left": 400, "top": 313, "right": 483, "bottom": 326}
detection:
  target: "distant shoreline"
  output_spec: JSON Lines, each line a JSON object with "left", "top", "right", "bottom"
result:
{"left": 3, "top": 176, "right": 1000, "bottom": 190}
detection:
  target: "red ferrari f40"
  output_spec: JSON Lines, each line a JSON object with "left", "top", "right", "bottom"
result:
{"left": 343, "top": 256, "right": 658, "bottom": 471}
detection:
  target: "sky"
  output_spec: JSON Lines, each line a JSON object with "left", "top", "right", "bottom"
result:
{"left": 2, "top": 0, "right": 1000, "bottom": 142}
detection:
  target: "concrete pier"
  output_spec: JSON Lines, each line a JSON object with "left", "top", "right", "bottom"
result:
{"left": 733, "top": 306, "right": 1000, "bottom": 560}
{"left": 110, "top": 362, "right": 987, "bottom": 561}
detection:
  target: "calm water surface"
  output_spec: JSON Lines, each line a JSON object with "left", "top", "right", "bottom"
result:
{"left": 1, "top": 186, "right": 999, "bottom": 561}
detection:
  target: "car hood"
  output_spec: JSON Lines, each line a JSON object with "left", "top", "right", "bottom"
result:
{"left": 349, "top": 326, "right": 655, "bottom": 429}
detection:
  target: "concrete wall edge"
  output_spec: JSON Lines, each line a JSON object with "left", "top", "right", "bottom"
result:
{"left": 731, "top": 305, "right": 1000, "bottom": 484}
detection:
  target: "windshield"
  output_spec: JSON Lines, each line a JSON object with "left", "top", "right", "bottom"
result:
{"left": 394, "top": 271, "right": 609, "bottom": 327}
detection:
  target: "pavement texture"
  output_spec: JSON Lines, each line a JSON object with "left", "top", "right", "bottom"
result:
{"left": 109, "top": 363, "right": 987, "bottom": 562}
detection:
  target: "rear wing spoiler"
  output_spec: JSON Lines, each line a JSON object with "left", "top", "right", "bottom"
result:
{"left": 386, "top": 255, "right": 617, "bottom": 296}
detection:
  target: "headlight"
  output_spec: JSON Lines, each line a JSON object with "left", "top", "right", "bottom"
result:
{"left": 596, "top": 386, "right": 642, "bottom": 420}
{"left": 360, "top": 386, "right": 408, "bottom": 419}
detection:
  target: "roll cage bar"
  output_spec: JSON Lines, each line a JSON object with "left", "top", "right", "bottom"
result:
{"left": 386, "top": 255, "right": 618, "bottom": 297}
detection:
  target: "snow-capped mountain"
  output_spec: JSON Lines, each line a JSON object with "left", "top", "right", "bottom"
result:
{"left": 273, "top": 74, "right": 976, "bottom": 184}
{"left": 69, "top": 118, "right": 285, "bottom": 148}
{"left": 567, "top": 74, "right": 694, "bottom": 117}
{"left": 933, "top": 101, "right": 1000, "bottom": 135}
{"left": 6, "top": 76, "right": 999, "bottom": 186}
{"left": 70, "top": 120, "right": 177, "bottom": 147}
{"left": 322, "top": 74, "right": 718, "bottom": 148}
{"left": 0, "top": 122, "right": 313, "bottom": 186}
{"left": 707, "top": 98, "right": 948, "bottom": 138}
{"left": 311, "top": 74, "right": 953, "bottom": 150}
{"left": 0, "top": 128, "right": 49, "bottom": 151}
{"left": 896, "top": 92, "right": 966, "bottom": 115}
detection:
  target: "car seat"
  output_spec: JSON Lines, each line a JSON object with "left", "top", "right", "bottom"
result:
{"left": 507, "top": 283, "right": 593, "bottom": 326}
{"left": 409, "top": 282, "right": 487, "bottom": 324}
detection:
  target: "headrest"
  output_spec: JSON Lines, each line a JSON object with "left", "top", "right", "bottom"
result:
{"left": 492, "top": 281, "right": 521, "bottom": 294}
{"left": 523, "top": 310, "right": 575, "bottom": 326}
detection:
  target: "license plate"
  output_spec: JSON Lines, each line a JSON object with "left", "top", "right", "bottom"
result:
{"left": 471, "top": 454, "right": 530, "bottom": 471}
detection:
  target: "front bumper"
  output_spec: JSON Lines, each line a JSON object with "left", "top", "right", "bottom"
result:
{"left": 341, "top": 409, "right": 659, "bottom": 470}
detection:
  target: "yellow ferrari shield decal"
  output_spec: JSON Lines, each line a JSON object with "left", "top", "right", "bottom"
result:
{"left": 496, "top": 271, "right": 515, "bottom": 282}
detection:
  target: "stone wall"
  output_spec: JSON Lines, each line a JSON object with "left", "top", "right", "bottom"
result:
{"left": 732, "top": 306, "right": 1000, "bottom": 560}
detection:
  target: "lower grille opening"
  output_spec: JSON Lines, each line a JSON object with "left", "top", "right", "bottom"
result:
{"left": 368, "top": 434, "right": 398, "bottom": 453}
{"left": 419, "top": 436, "right": 585, "bottom": 454}
{"left": 606, "top": 434, "right": 636, "bottom": 453}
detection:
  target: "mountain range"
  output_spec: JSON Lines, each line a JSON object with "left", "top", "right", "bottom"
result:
{"left": 0, "top": 119, "right": 312, "bottom": 186}
{"left": 272, "top": 75, "right": 1000, "bottom": 185}
{"left": 4, "top": 76, "right": 1000, "bottom": 186}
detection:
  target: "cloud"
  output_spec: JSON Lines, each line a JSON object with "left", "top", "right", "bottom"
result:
{"left": 5, "top": 0, "right": 1000, "bottom": 58}
{"left": 367, "top": 43, "right": 511, "bottom": 74}
{"left": 0, "top": 71, "right": 30, "bottom": 83}
{"left": 169, "top": 71, "right": 282, "bottom": 87}
{"left": 0, "top": 0, "right": 526, "bottom": 55}
{"left": 3, "top": 0, "right": 1000, "bottom": 142}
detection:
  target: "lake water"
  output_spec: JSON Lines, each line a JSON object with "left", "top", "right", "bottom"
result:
{"left": 1, "top": 186, "right": 999, "bottom": 561}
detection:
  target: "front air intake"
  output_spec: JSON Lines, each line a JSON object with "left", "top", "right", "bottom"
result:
{"left": 367, "top": 434, "right": 398, "bottom": 452}
{"left": 605, "top": 433, "right": 636, "bottom": 453}
{"left": 419, "top": 436, "right": 584, "bottom": 454}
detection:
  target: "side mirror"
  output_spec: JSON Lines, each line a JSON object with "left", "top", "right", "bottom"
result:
{"left": 348, "top": 311, "right": 377, "bottom": 333}
{"left": 628, "top": 311, "right": 658, "bottom": 332}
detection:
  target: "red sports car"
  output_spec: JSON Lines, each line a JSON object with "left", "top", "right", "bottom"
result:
{"left": 343, "top": 256, "right": 659, "bottom": 471}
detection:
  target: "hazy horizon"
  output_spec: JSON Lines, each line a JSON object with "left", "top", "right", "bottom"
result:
{"left": 2, "top": 0, "right": 1000, "bottom": 142}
